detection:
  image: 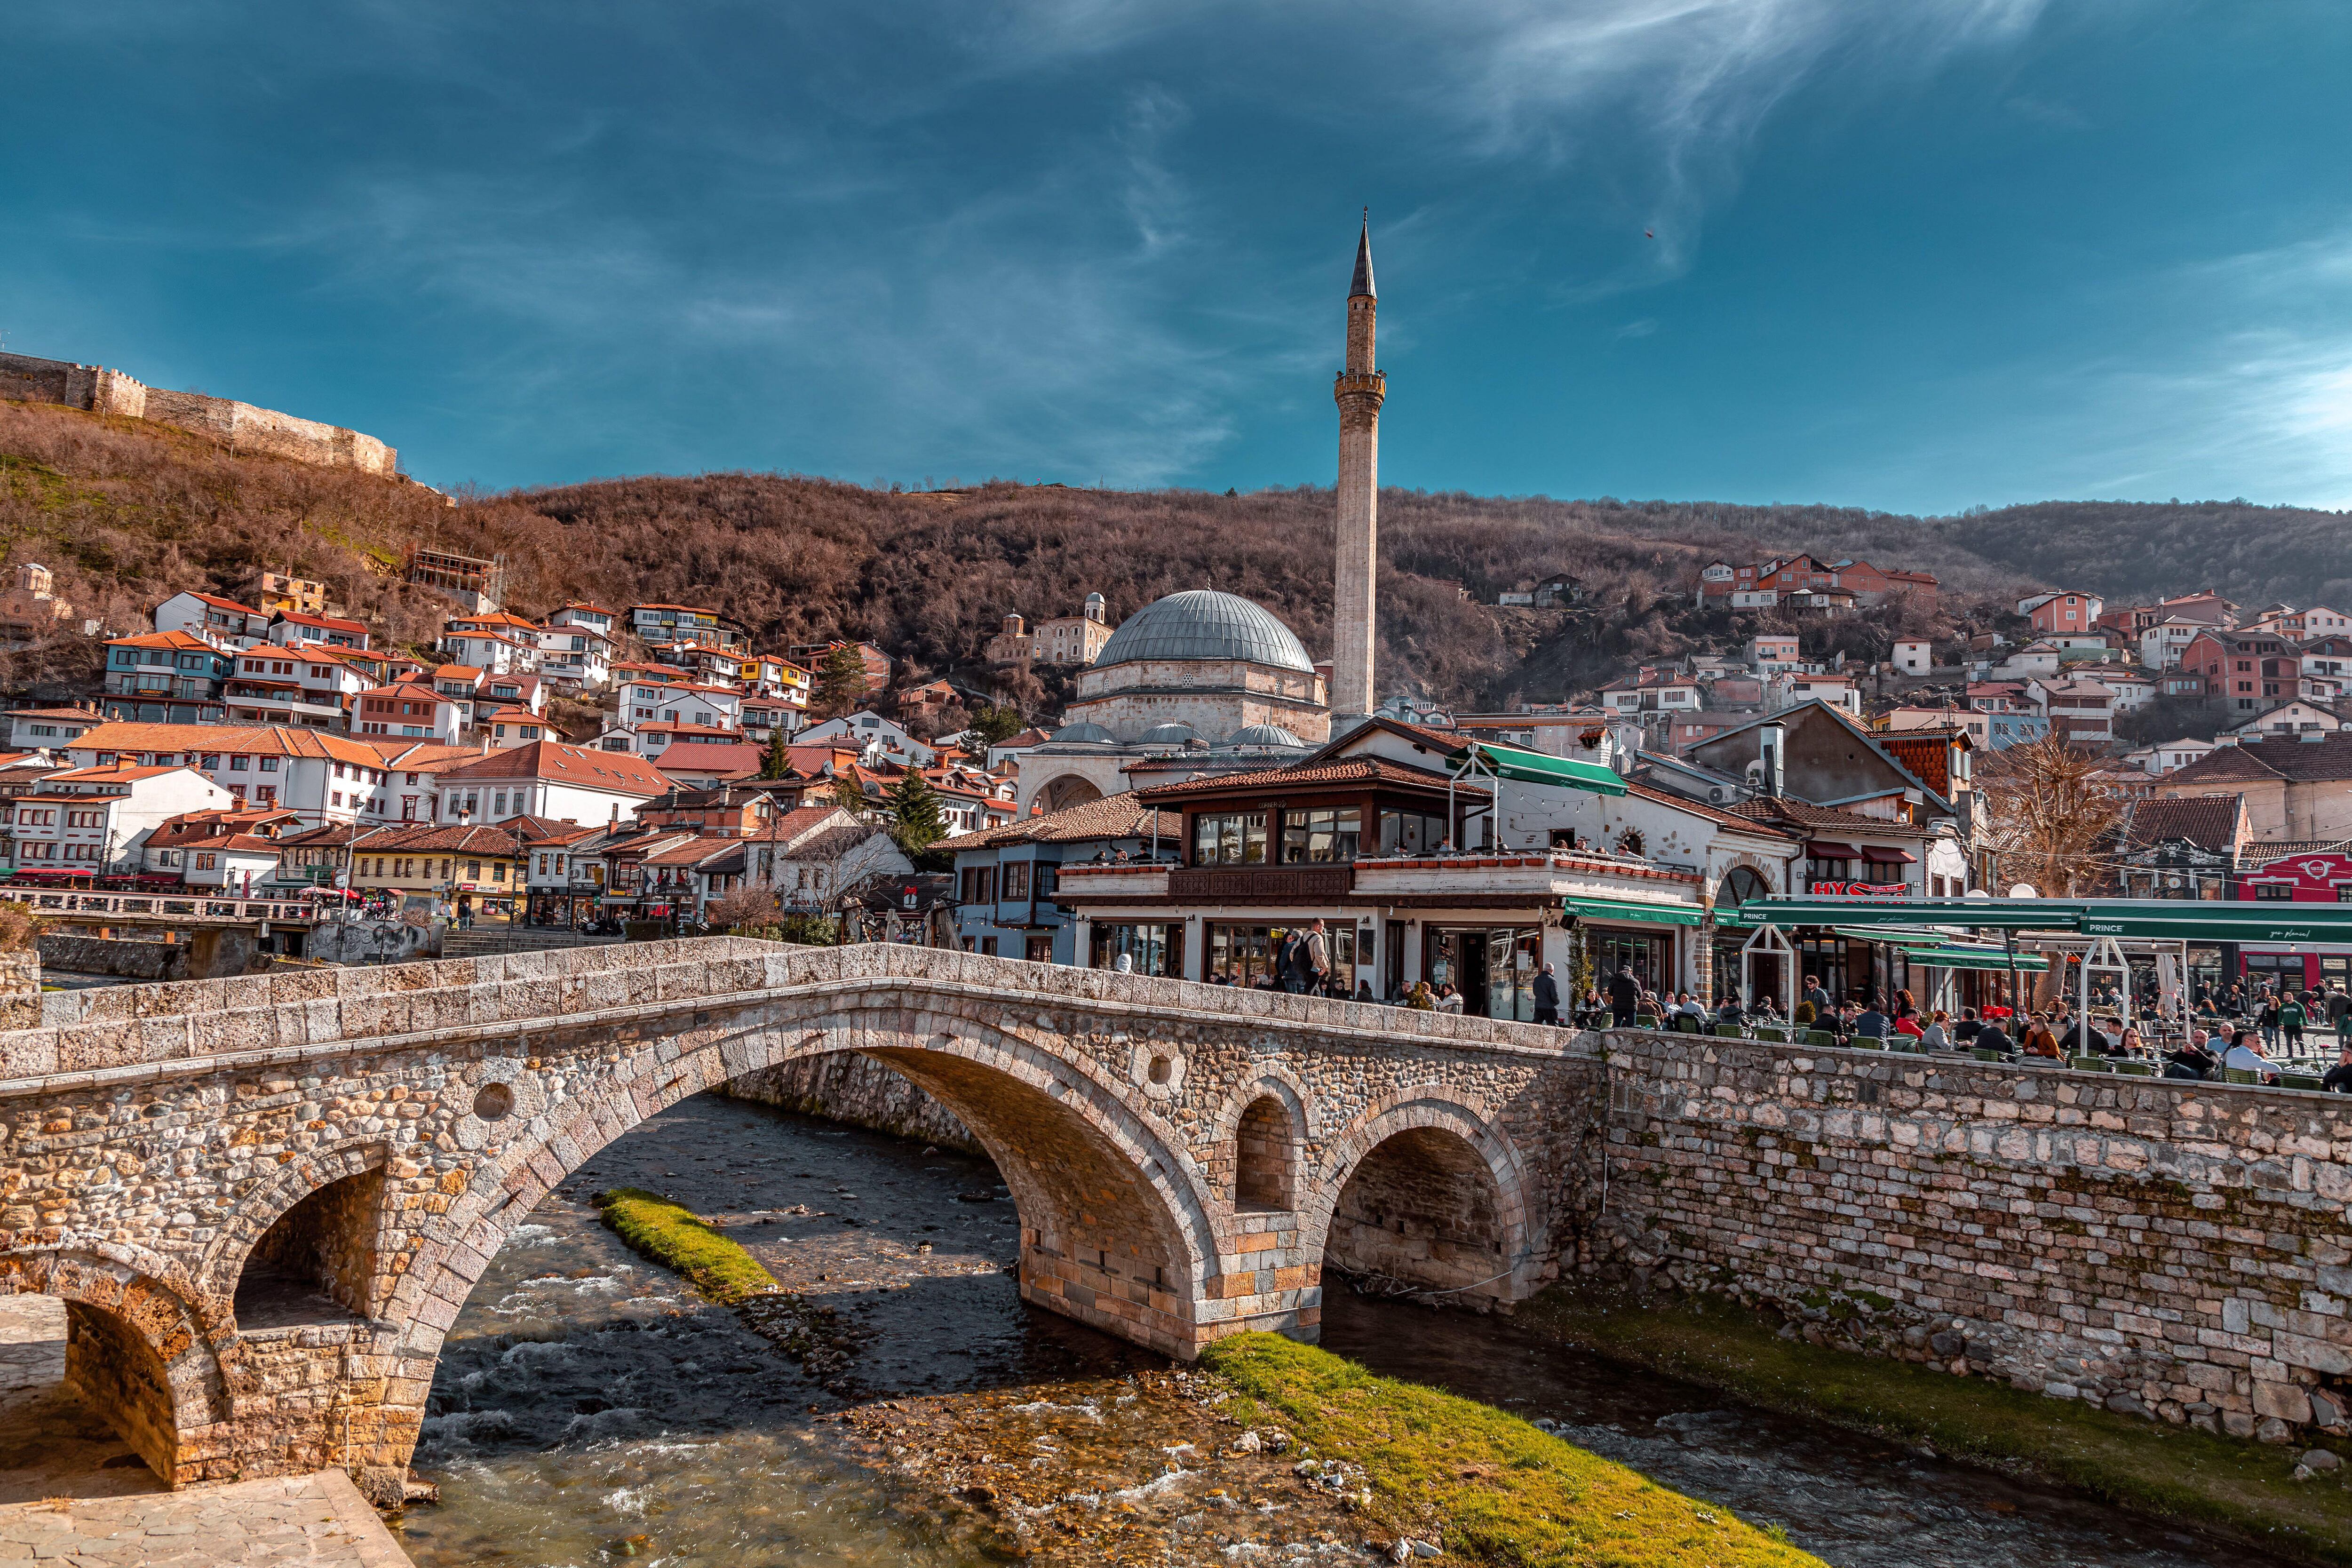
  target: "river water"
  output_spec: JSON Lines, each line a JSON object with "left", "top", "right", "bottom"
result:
{"left": 400, "top": 1092, "right": 2285, "bottom": 1568}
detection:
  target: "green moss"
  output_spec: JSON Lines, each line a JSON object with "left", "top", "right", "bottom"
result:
{"left": 1200, "top": 1332, "right": 1823, "bottom": 1568}
{"left": 594, "top": 1186, "right": 777, "bottom": 1305}
{"left": 1521, "top": 1285, "right": 2352, "bottom": 1566}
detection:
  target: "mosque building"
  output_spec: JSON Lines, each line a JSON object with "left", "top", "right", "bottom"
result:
{"left": 1013, "top": 220, "right": 1383, "bottom": 816}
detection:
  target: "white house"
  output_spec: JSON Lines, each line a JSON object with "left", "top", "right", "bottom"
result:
{"left": 536, "top": 622, "right": 613, "bottom": 691}
{"left": 797, "top": 710, "right": 938, "bottom": 768}
{"left": 616, "top": 678, "right": 743, "bottom": 733}
{"left": 430, "top": 739, "right": 670, "bottom": 828}
{"left": 152, "top": 591, "right": 267, "bottom": 649}
{"left": 265, "top": 611, "right": 370, "bottom": 653}
{"left": 2129, "top": 737, "right": 2217, "bottom": 775}
{"left": 2139, "top": 618, "right": 2205, "bottom": 670}
{"left": 6, "top": 708, "right": 97, "bottom": 750}
{"left": 1766, "top": 672, "right": 1860, "bottom": 715}
{"left": 2228, "top": 700, "right": 2343, "bottom": 741}
{"left": 440, "top": 628, "right": 537, "bottom": 675}
{"left": 64, "top": 723, "right": 403, "bottom": 829}
{"left": 7, "top": 764, "right": 234, "bottom": 877}
{"left": 1892, "top": 639, "right": 1932, "bottom": 675}
{"left": 2084, "top": 667, "right": 2156, "bottom": 711}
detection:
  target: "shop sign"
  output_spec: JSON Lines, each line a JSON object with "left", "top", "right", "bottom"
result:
{"left": 1809, "top": 881, "right": 1909, "bottom": 897}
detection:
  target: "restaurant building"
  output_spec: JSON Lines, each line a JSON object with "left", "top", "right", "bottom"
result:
{"left": 1054, "top": 720, "right": 1800, "bottom": 1014}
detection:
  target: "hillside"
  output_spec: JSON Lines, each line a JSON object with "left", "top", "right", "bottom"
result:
{"left": 5, "top": 396, "right": 2339, "bottom": 714}
{"left": 1931, "top": 501, "right": 2352, "bottom": 609}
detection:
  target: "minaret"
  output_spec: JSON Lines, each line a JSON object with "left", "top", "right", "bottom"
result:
{"left": 1331, "top": 212, "right": 1385, "bottom": 732}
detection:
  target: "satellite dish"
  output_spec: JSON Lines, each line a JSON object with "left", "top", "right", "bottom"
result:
{"left": 2007, "top": 883, "right": 2039, "bottom": 899}
{"left": 1963, "top": 889, "right": 1991, "bottom": 899}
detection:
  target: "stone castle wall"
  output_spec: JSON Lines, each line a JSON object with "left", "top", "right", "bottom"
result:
{"left": 0, "top": 352, "right": 396, "bottom": 477}
{"left": 1589, "top": 1028, "right": 2352, "bottom": 1444}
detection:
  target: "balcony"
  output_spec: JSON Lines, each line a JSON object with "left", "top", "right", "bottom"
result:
{"left": 1167, "top": 864, "right": 1353, "bottom": 903}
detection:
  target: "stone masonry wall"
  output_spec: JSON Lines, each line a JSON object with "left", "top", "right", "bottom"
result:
{"left": 724, "top": 1051, "right": 984, "bottom": 1155}
{"left": 0, "top": 352, "right": 396, "bottom": 475}
{"left": 1588, "top": 1028, "right": 2352, "bottom": 1444}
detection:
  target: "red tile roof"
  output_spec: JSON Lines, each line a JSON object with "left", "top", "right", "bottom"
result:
{"left": 434, "top": 740, "right": 671, "bottom": 795}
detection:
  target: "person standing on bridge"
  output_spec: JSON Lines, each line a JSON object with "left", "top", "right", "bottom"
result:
{"left": 1305, "top": 919, "right": 1332, "bottom": 995}
{"left": 1533, "top": 962, "right": 1560, "bottom": 1026}
{"left": 1607, "top": 965, "right": 1639, "bottom": 1028}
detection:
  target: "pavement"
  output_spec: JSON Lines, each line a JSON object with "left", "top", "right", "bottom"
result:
{"left": 0, "top": 1295, "right": 410, "bottom": 1566}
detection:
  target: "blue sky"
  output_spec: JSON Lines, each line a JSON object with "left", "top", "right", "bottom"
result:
{"left": 7, "top": 1, "right": 2350, "bottom": 511}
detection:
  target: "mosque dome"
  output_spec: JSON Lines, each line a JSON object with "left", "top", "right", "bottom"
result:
{"left": 1048, "top": 722, "right": 1117, "bottom": 744}
{"left": 1137, "top": 722, "right": 1202, "bottom": 746}
{"left": 1094, "top": 590, "right": 1314, "bottom": 674}
{"left": 1227, "top": 723, "right": 1307, "bottom": 748}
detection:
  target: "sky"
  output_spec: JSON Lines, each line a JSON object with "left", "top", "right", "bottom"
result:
{"left": 6, "top": 1, "right": 2352, "bottom": 512}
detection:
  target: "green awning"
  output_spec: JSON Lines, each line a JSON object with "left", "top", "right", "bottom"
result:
{"left": 1569, "top": 896, "right": 1703, "bottom": 927}
{"left": 1907, "top": 946, "right": 2051, "bottom": 972}
{"left": 1748, "top": 895, "right": 2352, "bottom": 944}
{"left": 1453, "top": 740, "right": 1627, "bottom": 796}
{"left": 1831, "top": 926, "right": 1949, "bottom": 948}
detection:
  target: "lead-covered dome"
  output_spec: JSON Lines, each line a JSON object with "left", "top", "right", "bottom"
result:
{"left": 1137, "top": 721, "right": 1202, "bottom": 746}
{"left": 1048, "top": 722, "right": 1116, "bottom": 744}
{"left": 1094, "top": 590, "right": 1313, "bottom": 674}
{"left": 1228, "top": 723, "right": 1306, "bottom": 748}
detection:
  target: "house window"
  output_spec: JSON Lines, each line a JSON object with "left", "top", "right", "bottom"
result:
{"left": 2256, "top": 883, "right": 2293, "bottom": 901}
{"left": 1375, "top": 809, "right": 1448, "bottom": 856}
{"left": 1192, "top": 811, "right": 1268, "bottom": 865}
{"left": 1280, "top": 807, "right": 1362, "bottom": 864}
{"left": 1001, "top": 861, "right": 1031, "bottom": 901}
{"left": 196, "top": 852, "right": 217, "bottom": 870}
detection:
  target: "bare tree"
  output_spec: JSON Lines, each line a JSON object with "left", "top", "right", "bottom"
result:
{"left": 1972, "top": 732, "right": 2126, "bottom": 897}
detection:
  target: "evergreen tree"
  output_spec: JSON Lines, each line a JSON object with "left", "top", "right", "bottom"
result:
{"left": 887, "top": 769, "right": 946, "bottom": 855}
{"left": 969, "top": 702, "right": 1025, "bottom": 748}
{"left": 758, "top": 724, "right": 794, "bottom": 780}
{"left": 815, "top": 643, "right": 869, "bottom": 717}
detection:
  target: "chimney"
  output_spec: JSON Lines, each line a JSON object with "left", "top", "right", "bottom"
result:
{"left": 1759, "top": 720, "right": 1785, "bottom": 797}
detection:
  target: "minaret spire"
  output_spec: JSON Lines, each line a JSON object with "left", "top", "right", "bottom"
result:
{"left": 1331, "top": 212, "right": 1386, "bottom": 733}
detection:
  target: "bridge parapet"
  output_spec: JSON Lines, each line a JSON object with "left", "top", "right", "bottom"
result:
{"left": 3, "top": 937, "right": 1574, "bottom": 1092}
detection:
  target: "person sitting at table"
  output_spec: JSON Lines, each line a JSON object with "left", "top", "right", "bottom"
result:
{"left": 2325, "top": 1042, "right": 2352, "bottom": 1094}
{"left": 1917, "top": 1011, "right": 1951, "bottom": 1050}
{"left": 1716, "top": 994, "right": 1746, "bottom": 1028}
{"left": 1973, "top": 1015, "right": 2015, "bottom": 1054}
{"left": 2112, "top": 1024, "right": 2144, "bottom": 1058}
{"left": 2020, "top": 1013, "right": 2064, "bottom": 1060}
{"left": 1952, "top": 1007, "right": 1983, "bottom": 1046}
{"left": 2223, "top": 1028, "right": 2280, "bottom": 1084}
{"left": 1892, "top": 1008, "right": 1924, "bottom": 1042}
{"left": 2165, "top": 1031, "right": 2218, "bottom": 1081}
{"left": 1853, "top": 998, "right": 1890, "bottom": 1041}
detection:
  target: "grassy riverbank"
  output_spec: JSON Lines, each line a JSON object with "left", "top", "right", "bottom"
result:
{"left": 1202, "top": 1331, "right": 1822, "bottom": 1567}
{"left": 594, "top": 1186, "right": 778, "bottom": 1303}
{"left": 1518, "top": 1285, "right": 2352, "bottom": 1566}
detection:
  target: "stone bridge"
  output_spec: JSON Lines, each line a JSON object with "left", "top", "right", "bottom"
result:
{"left": 0, "top": 939, "right": 1594, "bottom": 1500}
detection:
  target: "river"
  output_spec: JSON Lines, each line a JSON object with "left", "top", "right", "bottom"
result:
{"left": 399, "top": 1091, "right": 2286, "bottom": 1568}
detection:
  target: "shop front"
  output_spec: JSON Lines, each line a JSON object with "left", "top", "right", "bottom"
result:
{"left": 1423, "top": 925, "right": 1542, "bottom": 1019}
{"left": 1205, "top": 919, "right": 1357, "bottom": 991}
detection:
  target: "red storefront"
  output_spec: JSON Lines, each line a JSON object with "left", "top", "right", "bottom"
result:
{"left": 2235, "top": 851, "right": 2352, "bottom": 993}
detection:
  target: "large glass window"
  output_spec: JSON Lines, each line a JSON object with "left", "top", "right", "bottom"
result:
{"left": 1001, "top": 860, "right": 1031, "bottom": 901}
{"left": 1376, "top": 809, "right": 1448, "bottom": 856}
{"left": 1587, "top": 926, "right": 1673, "bottom": 1001}
{"left": 1280, "top": 807, "right": 1362, "bottom": 864}
{"left": 1090, "top": 922, "right": 1184, "bottom": 977}
{"left": 1193, "top": 811, "right": 1268, "bottom": 865}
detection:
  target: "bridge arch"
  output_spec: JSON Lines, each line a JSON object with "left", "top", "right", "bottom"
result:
{"left": 200, "top": 1140, "right": 392, "bottom": 1320}
{"left": 0, "top": 1248, "right": 233, "bottom": 1484}
{"left": 1304, "top": 1091, "right": 1540, "bottom": 1306}
{"left": 378, "top": 1003, "right": 1228, "bottom": 1449}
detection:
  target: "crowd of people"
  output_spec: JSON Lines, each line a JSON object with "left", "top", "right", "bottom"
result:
{"left": 1181, "top": 932, "right": 2352, "bottom": 1094}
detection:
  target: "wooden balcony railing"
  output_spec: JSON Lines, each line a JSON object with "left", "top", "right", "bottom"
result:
{"left": 1166, "top": 865, "right": 1354, "bottom": 904}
